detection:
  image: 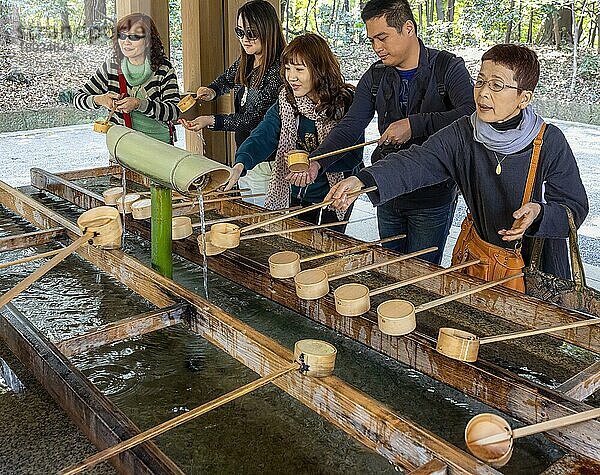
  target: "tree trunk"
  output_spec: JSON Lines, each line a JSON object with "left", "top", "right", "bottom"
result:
{"left": 505, "top": 0, "right": 515, "bottom": 43}
{"left": 84, "top": 0, "right": 107, "bottom": 43}
{"left": 303, "top": 0, "right": 311, "bottom": 32}
{"left": 570, "top": 1, "right": 578, "bottom": 95}
{"left": 426, "top": 0, "right": 433, "bottom": 25}
{"left": 435, "top": 0, "right": 444, "bottom": 21}
{"left": 517, "top": 0, "right": 522, "bottom": 42}
{"left": 418, "top": 3, "right": 423, "bottom": 31}
{"left": 527, "top": 8, "right": 534, "bottom": 43}
{"left": 538, "top": 8, "right": 573, "bottom": 46}
{"left": 61, "top": 10, "right": 72, "bottom": 40}
{"left": 446, "top": 0, "right": 455, "bottom": 23}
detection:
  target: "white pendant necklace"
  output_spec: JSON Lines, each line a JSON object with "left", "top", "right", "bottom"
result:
{"left": 493, "top": 152, "right": 509, "bottom": 175}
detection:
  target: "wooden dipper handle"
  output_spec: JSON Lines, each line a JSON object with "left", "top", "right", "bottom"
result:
{"left": 414, "top": 273, "right": 523, "bottom": 314}
{"left": 328, "top": 246, "right": 437, "bottom": 282}
{"left": 480, "top": 314, "right": 600, "bottom": 345}
{"left": 0, "top": 233, "right": 92, "bottom": 309}
{"left": 299, "top": 234, "right": 406, "bottom": 264}
{"left": 240, "top": 186, "right": 377, "bottom": 234}
{"left": 369, "top": 259, "right": 480, "bottom": 297}
{"left": 308, "top": 139, "right": 380, "bottom": 162}
{"left": 59, "top": 363, "right": 299, "bottom": 475}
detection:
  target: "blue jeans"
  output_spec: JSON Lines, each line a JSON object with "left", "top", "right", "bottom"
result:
{"left": 377, "top": 197, "right": 458, "bottom": 265}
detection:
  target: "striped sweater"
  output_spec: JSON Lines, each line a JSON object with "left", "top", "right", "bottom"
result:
{"left": 73, "top": 57, "right": 180, "bottom": 125}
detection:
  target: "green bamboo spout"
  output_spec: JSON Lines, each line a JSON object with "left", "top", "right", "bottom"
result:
{"left": 106, "top": 126, "right": 231, "bottom": 195}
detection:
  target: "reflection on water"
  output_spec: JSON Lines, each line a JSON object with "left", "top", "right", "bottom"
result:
{"left": 0, "top": 191, "right": 575, "bottom": 474}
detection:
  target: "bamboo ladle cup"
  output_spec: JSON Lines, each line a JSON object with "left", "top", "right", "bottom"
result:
{"left": 59, "top": 339, "right": 336, "bottom": 475}
{"left": 287, "top": 139, "right": 380, "bottom": 172}
{"left": 93, "top": 101, "right": 117, "bottom": 134}
{"left": 294, "top": 246, "right": 437, "bottom": 300}
{"left": 436, "top": 307, "right": 600, "bottom": 362}
{"left": 465, "top": 407, "right": 600, "bottom": 467}
{"left": 177, "top": 92, "right": 199, "bottom": 112}
{"left": 376, "top": 271, "right": 519, "bottom": 336}
{"left": 268, "top": 234, "right": 406, "bottom": 279}
{"left": 210, "top": 186, "right": 377, "bottom": 249}
{"left": 334, "top": 259, "right": 479, "bottom": 318}
{"left": 195, "top": 221, "right": 349, "bottom": 254}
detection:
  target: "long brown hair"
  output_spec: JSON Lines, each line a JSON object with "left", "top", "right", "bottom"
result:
{"left": 112, "top": 13, "right": 167, "bottom": 71}
{"left": 281, "top": 33, "right": 354, "bottom": 121}
{"left": 236, "top": 0, "right": 286, "bottom": 87}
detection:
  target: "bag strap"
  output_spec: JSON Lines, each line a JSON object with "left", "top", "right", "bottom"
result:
{"left": 117, "top": 69, "right": 133, "bottom": 129}
{"left": 563, "top": 204, "right": 586, "bottom": 288}
{"left": 434, "top": 50, "right": 455, "bottom": 108}
{"left": 521, "top": 122, "right": 547, "bottom": 206}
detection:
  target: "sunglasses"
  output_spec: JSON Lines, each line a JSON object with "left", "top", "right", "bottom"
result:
{"left": 234, "top": 26, "right": 258, "bottom": 41}
{"left": 118, "top": 32, "right": 146, "bottom": 41}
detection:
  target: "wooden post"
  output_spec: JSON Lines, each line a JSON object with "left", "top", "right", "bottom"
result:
{"left": 181, "top": 0, "right": 227, "bottom": 161}
{"left": 115, "top": 0, "right": 170, "bottom": 57}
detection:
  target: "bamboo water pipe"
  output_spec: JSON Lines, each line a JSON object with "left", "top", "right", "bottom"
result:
{"left": 334, "top": 260, "right": 479, "bottom": 317}
{"left": 465, "top": 407, "right": 600, "bottom": 467}
{"left": 294, "top": 246, "right": 437, "bottom": 300}
{"left": 268, "top": 234, "right": 406, "bottom": 279}
{"left": 60, "top": 339, "right": 337, "bottom": 475}
{"left": 287, "top": 139, "right": 380, "bottom": 172}
{"left": 209, "top": 186, "right": 377, "bottom": 249}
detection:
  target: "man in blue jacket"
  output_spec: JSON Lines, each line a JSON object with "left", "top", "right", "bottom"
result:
{"left": 290, "top": 0, "right": 475, "bottom": 264}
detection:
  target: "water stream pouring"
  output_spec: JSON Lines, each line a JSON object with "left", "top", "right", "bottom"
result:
{"left": 436, "top": 302, "right": 600, "bottom": 362}
{"left": 209, "top": 186, "right": 376, "bottom": 249}
{"left": 59, "top": 339, "right": 336, "bottom": 475}
{"left": 465, "top": 408, "right": 600, "bottom": 467}
{"left": 334, "top": 260, "right": 478, "bottom": 318}
{"left": 294, "top": 246, "right": 437, "bottom": 300}
{"left": 268, "top": 234, "right": 406, "bottom": 279}
{"left": 287, "top": 139, "right": 380, "bottom": 172}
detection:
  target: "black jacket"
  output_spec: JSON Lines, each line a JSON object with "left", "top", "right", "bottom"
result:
{"left": 312, "top": 39, "right": 475, "bottom": 209}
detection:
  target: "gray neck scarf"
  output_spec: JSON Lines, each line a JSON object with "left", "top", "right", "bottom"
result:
{"left": 470, "top": 106, "right": 544, "bottom": 154}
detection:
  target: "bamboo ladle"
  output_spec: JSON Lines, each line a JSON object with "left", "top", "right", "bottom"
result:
{"left": 287, "top": 139, "right": 380, "bottom": 172}
{"left": 465, "top": 407, "right": 600, "bottom": 467}
{"left": 294, "top": 246, "right": 437, "bottom": 300}
{"left": 268, "top": 234, "right": 406, "bottom": 279}
{"left": 376, "top": 271, "right": 519, "bottom": 336}
{"left": 59, "top": 339, "right": 336, "bottom": 475}
{"left": 196, "top": 221, "right": 350, "bottom": 255}
{"left": 93, "top": 101, "right": 117, "bottom": 134}
{"left": 209, "top": 186, "right": 377, "bottom": 249}
{"left": 334, "top": 259, "right": 479, "bottom": 318}
{"left": 436, "top": 308, "right": 600, "bottom": 363}
{"left": 0, "top": 233, "right": 93, "bottom": 309}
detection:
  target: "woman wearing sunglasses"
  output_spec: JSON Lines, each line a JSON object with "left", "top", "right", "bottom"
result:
{"left": 223, "top": 33, "right": 364, "bottom": 232}
{"left": 180, "top": 0, "right": 284, "bottom": 143}
{"left": 74, "top": 13, "right": 179, "bottom": 144}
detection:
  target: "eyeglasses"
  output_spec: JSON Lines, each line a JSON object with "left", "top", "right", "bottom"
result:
{"left": 474, "top": 78, "right": 520, "bottom": 93}
{"left": 234, "top": 26, "right": 258, "bottom": 41}
{"left": 118, "top": 32, "right": 146, "bottom": 41}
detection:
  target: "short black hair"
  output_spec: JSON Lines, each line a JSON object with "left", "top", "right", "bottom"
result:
{"left": 481, "top": 44, "right": 540, "bottom": 91}
{"left": 361, "top": 0, "right": 417, "bottom": 36}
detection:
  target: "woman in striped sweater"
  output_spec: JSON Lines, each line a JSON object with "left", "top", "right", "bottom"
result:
{"left": 74, "top": 13, "right": 180, "bottom": 144}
